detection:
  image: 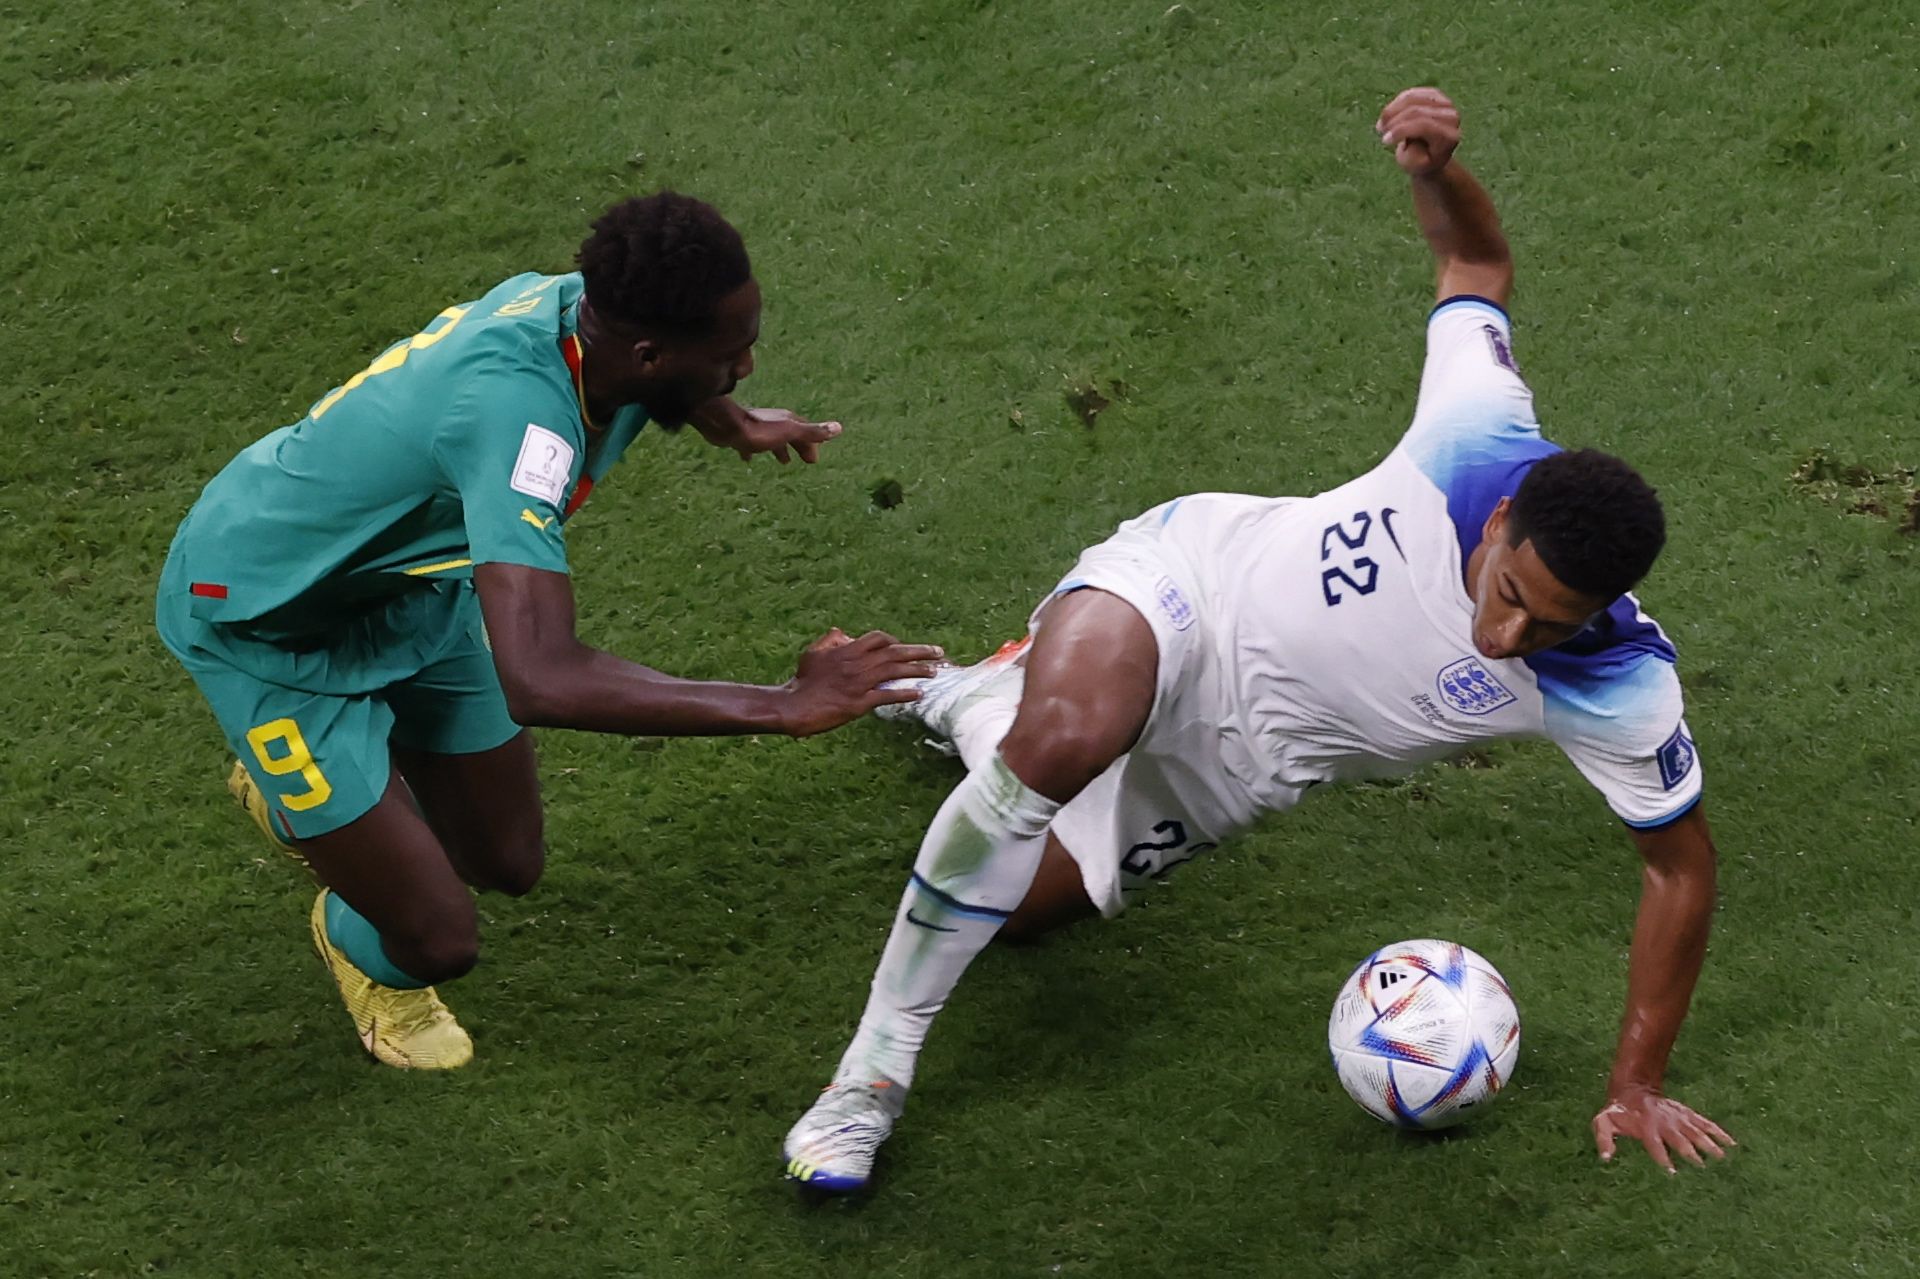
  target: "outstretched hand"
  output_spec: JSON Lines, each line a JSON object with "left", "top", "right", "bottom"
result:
{"left": 782, "top": 628, "right": 945, "bottom": 737}
{"left": 1593, "top": 1089, "right": 1735, "bottom": 1173}
{"left": 1376, "top": 87, "right": 1462, "bottom": 177}
{"left": 728, "top": 407, "right": 842, "bottom": 464}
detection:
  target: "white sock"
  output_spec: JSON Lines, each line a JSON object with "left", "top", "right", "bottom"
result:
{"left": 950, "top": 697, "right": 1017, "bottom": 773}
{"left": 836, "top": 752, "right": 1061, "bottom": 1090}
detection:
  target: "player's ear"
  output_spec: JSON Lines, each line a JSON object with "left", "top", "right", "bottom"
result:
{"left": 1483, "top": 497, "right": 1513, "bottom": 545}
{"left": 630, "top": 336, "right": 664, "bottom": 371}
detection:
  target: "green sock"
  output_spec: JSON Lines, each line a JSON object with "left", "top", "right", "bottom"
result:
{"left": 323, "top": 892, "right": 429, "bottom": 990}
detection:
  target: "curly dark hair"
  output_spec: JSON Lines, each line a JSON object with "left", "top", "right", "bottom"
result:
{"left": 576, "top": 191, "right": 752, "bottom": 336}
{"left": 1507, "top": 449, "right": 1667, "bottom": 601}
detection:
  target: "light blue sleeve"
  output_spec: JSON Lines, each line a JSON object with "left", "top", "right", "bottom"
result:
{"left": 1540, "top": 653, "right": 1703, "bottom": 828}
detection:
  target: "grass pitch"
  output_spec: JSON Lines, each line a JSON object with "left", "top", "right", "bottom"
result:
{"left": 5, "top": 1, "right": 1919, "bottom": 1275}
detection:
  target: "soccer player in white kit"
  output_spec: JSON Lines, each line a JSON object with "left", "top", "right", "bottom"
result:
{"left": 784, "top": 87, "right": 1734, "bottom": 1191}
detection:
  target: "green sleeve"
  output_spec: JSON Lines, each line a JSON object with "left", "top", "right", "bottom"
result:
{"left": 435, "top": 365, "right": 584, "bottom": 575}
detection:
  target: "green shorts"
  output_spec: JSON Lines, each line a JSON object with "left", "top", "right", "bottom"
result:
{"left": 156, "top": 551, "right": 521, "bottom": 840}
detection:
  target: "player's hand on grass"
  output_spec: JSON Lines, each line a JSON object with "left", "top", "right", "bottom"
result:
{"left": 729, "top": 407, "right": 843, "bottom": 464}
{"left": 1593, "top": 1088, "right": 1735, "bottom": 1173}
{"left": 1376, "top": 87, "right": 1461, "bottom": 177}
{"left": 782, "top": 628, "right": 944, "bottom": 736}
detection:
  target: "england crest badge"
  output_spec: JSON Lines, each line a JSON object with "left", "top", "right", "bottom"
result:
{"left": 1154, "top": 575, "right": 1196, "bottom": 632}
{"left": 1435, "top": 657, "right": 1517, "bottom": 717}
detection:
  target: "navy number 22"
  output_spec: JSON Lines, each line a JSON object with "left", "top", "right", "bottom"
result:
{"left": 1319, "top": 509, "right": 1393, "bottom": 606}
{"left": 1120, "top": 819, "right": 1218, "bottom": 881}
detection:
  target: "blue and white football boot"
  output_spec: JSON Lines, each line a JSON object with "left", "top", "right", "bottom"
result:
{"left": 782, "top": 1078, "right": 906, "bottom": 1194}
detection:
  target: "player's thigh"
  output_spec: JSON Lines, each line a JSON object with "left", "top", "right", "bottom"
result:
{"left": 999, "top": 588, "right": 1158, "bottom": 801}
{"left": 385, "top": 587, "right": 542, "bottom": 892}
{"left": 182, "top": 649, "right": 479, "bottom": 975}
{"left": 392, "top": 732, "right": 544, "bottom": 897}
{"left": 189, "top": 657, "right": 398, "bottom": 843}
{"left": 191, "top": 659, "right": 473, "bottom": 938}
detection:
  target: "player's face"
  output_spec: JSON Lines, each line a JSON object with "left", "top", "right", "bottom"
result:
{"left": 640, "top": 279, "right": 762, "bottom": 426}
{"left": 1468, "top": 502, "right": 1610, "bottom": 660}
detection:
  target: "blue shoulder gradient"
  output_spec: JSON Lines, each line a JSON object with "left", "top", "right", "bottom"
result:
{"left": 1534, "top": 642, "right": 1676, "bottom": 741}
{"left": 1525, "top": 594, "right": 1677, "bottom": 701}
{"left": 1406, "top": 296, "right": 1679, "bottom": 699}
{"left": 1535, "top": 640, "right": 1691, "bottom": 831}
{"left": 1531, "top": 599, "right": 1684, "bottom": 830}
{"left": 1403, "top": 298, "right": 1559, "bottom": 567}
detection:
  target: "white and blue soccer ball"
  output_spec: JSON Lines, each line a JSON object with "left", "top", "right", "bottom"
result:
{"left": 1328, "top": 938, "right": 1521, "bottom": 1130}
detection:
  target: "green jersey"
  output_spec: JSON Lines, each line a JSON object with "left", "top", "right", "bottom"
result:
{"left": 170, "top": 271, "right": 646, "bottom": 639}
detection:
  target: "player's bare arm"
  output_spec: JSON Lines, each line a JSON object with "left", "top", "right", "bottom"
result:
{"left": 1378, "top": 87, "right": 1514, "bottom": 307}
{"left": 1593, "top": 805, "right": 1736, "bottom": 1171}
{"left": 475, "top": 562, "right": 941, "bottom": 738}
{"left": 690, "top": 395, "right": 843, "bottom": 464}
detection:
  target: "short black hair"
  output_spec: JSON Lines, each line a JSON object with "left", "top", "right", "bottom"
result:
{"left": 1507, "top": 448, "right": 1667, "bottom": 601}
{"left": 576, "top": 191, "right": 752, "bottom": 336}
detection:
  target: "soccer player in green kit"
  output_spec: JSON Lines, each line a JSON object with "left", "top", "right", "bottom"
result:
{"left": 156, "top": 192, "right": 942, "bottom": 1069}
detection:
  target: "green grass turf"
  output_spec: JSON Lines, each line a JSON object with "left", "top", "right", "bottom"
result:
{"left": 5, "top": 0, "right": 1920, "bottom": 1273}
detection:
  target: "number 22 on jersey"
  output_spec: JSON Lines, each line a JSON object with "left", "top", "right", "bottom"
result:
{"left": 1320, "top": 508, "right": 1400, "bottom": 606}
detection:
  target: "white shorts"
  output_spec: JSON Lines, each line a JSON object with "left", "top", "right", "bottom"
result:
{"left": 1036, "top": 499, "right": 1303, "bottom": 918}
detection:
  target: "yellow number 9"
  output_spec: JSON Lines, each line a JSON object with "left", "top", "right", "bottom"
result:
{"left": 245, "top": 718, "right": 334, "bottom": 812}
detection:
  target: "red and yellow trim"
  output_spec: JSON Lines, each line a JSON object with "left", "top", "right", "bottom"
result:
{"left": 560, "top": 333, "right": 597, "bottom": 433}
{"left": 564, "top": 476, "right": 594, "bottom": 518}
{"left": 559, "top": 331, "right": 600, "bottom": 518}
{"left": 401, "top": 558, "right": 473, "bottom": 577}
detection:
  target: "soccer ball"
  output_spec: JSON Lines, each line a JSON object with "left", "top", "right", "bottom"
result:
{"left": 1327, "top": 938, "right": 1521, "bottom": 1130}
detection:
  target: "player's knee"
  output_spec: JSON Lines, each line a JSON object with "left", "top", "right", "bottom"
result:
{"left": 454, "top": 813, "right": 545, "bottom": 896}
{"left": 483, "top": 839, "right": 544, "bottom": 897}
{"left": 1000, "top": 708, "right": 1121, "bottom": 800}
{"left": 491, "top": 841, "right": 545, "bottom": 891}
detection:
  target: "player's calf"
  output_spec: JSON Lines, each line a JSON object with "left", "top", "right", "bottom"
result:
{"left": 310, "top": 890, "right": 474, "bottom": 1070}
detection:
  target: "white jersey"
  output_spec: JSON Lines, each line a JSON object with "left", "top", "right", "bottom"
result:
{"left": 1046, "top": 296, "right": 1702, "bottom": 915}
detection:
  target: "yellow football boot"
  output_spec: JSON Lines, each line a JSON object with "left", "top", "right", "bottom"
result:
{"left": 308, "top": 890, "right": 473, "bottom": 1070}
{"left": 227, "top": 760, "right": 313, "bottom": 874}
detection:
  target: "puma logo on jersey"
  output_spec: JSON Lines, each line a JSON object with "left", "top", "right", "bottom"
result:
{"left": 520, "top": 508, "right": 554, "bottom": 530}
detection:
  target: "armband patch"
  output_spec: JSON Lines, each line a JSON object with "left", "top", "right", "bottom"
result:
{"left": 1481, "top": 324, "right": 1519, "bottom": 374}
{"left": 510, "top": 423, "right": 575, "bottom": 506}
{"left": 1657, "top": 723, "right": 1696, "bottom": 791}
